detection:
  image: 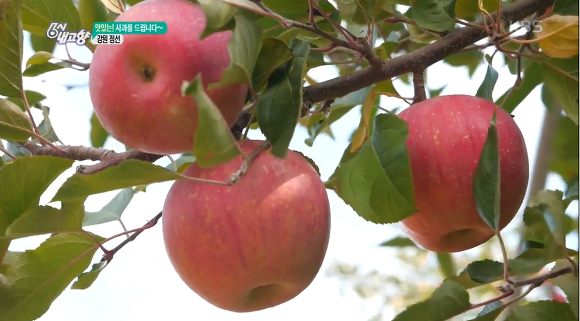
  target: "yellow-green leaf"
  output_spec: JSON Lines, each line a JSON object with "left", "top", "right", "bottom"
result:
{"left": 536, "top": 15, "right": 579, "bottom": 59}
{"left": 25, "top": 50, "right": 52, "bottom": 68}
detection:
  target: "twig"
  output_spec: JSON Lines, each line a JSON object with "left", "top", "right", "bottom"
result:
{"left": 0, "top": 144, "right": 16, "bottom": 160}
{"left": 100, "top": 212, "right": 162, "bottom": 264}
{"left": 498, "top": 29, "right": 533, "bottom": 109}
{"left": 456, "top": 261, "right": 578, "bottom": 317}
{"left": 21, "top": 141, "right": 164, "bottom": 175}
{"left": 512, "top": 263, "right": 579, "bottom": 288}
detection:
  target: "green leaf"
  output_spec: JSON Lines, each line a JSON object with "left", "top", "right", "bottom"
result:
{"left": 0, "top": 232, "right": 102, "bottom": 321}
{"left": 257, "top": 39, "right": 309, "bottom": 158}
{"left": 83, "top": 188, "right": 136, "bottom": 226}
{"left": 495, "top": 62, "right": 543, "bottom": 113}
{"left": 0, "top": 99, "right": 33, "bottom": 141}
{"left": 443, "top": 50, "right": 484, "bottom": 77}
{"left": 329, "top": 113, "right": 417, "bottom": 224}
{"left": 293, "top": 150, "right": 321, "bottom": 177}
{"left": 30, "top": 33, "right": 56, "bottom": 53}
{"left": 565, "top": 180, "right": 578, "bottom": 201}
{"left": 0, "top": 156, "right": 74, "bottom": 236}
{"left": 263, "top": 0, "right": 337, "bottom": 19}
{"left": 71, "top": 261, "right": 106, "bottom": 290}
{"left": 504, "top": 300, "right": 577, "bottom": 321}
{"left": 25, "top": 50, "right": 52, "bottom": 68}
{"left": 549, "top": 115, "right": 578, "bottom": 185}
{"left": 552, "top": 0, "right": 579, "bottom": 16}
{"left": 6, "top": 90, "right": 47, "bottom": 110}
{"left": 406, "top": 0, "right": 458, "bottom": 32}
{"left": 476, "top": 54, "right": 499, "bottom": 101}
{"left": 527, "top": 190, "right": 568, "bottom": 250}
{"left": 550, "top": 259, "right": 579, "bottom": 318}
{"left": 455, "top": 0, "right": 498, "bottom": 20}
{"left": 22, "top": 61, "right": 66, "bottom": 77}
{"left": 21, "top": 0, "right": 81, "bottom": 36}
{"left": 334, "top": 0, "right": 388, "bottom": 24}
{"left": 379, "top": 236, "right": 418, "bottom": 248}
{"left": 89, "top": 111, "right": 109, "bottom": 148}
{"left": 473, "top": 111, "right": 501, "bottom": 231}
{"left": 182, "top": 76, "right": 242, "bottom": 168}
{"left": 78, "top": 0, "right": 108, "bottom": 51}
{"left": 198, "top": 0, "right": 237, "bottom": 37}
{"left": 0, "top": 0, "right": 24, "bottom": 98}
{"left": 78, "top": 0, "right": 107, "bottom": 33}
{"left": 376, "top": 76, "right": 403, "bottom": 97}
{"left": 37, "top": 105, "right": 62, "bottom": 143}
{"left": 5, "top": 200, "right": 84, "bottom": 239}
{"left": 393, "top": 280, "right": 471, "bottom": 321}
{"left": 470, "top": 301, "right": 507, "bottom": 321}
{"left": 51, "top": 160, "right": 183, "bottom": 202}
{"left": 447, "top": 243, "right": 578, "bottom": 289}
{"left": 541, "top": 56, "right": 579, "bottom": 125}
{"left": 436, "top": 253, "right": 457, "bottom": 278}
{"left": 251, "top": 37, "right": 293, "bottom": 91}
{"left": 332, "top": 86, "right": 373, "bottom": 109}
{"left": 4, "top": 141, "right": 31, "bottom": 159}
{"left": 303, "top": 106, "right": 354, "bottom": 147}
{"left": 208, "top": 12, "right": 263, "bottom": 90}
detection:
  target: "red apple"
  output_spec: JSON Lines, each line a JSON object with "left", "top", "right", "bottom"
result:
{"left": 88, "top": 0, "right": 247, "bottom": 155}
{"left": 397, "top": 95, "right": 529, "bottom": 253}
{"left": 162, "top": 140, "right": 331, "bottom": 312}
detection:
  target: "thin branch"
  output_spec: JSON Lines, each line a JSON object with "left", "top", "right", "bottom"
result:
{"left": 512, "top": 263, "right": 579, "bottom": 288}
{"left": 21, "top": 141, "right": 164, "bottom": 175}
{"left": 100, "top": 212, "right": 162, "bottom": 264}
{"left": 457, "top": 261, "right": 578, "bottom": 317}
{"left": 302, "top": 0, "right": 553, "bottom": 104}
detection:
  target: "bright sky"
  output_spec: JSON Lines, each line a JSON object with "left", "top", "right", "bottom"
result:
{"left": 7, "top": 29, "right": 578, "bottom": 321}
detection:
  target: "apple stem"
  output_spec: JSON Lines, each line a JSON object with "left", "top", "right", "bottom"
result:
{"left": 411, "top": 70, "right": 427, "bottom": 104}
{"left": 241, "top": 111, "right": 256, "bottom": 141}
{"left": 116, "top": 0, "right": 125, "bottom": 13}
{"left": 496, "top": 231, "right": 511, "bottom": 282}
{"left": 229, "top": 141, "right": 272, "bottom": 184}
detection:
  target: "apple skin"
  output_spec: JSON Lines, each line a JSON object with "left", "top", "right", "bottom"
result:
{"left": 88, "top": 0, "right": 247, "bottom": 155}
{"left": 397, "top": 95, "right": 529, "bottom": 253}
{"left": 161, "top": 140, "right": 331, "bottom": 312}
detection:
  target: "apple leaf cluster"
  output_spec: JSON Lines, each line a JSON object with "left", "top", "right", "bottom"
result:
{"left": 0, "top": 0, "right": 578, "bottom": 320}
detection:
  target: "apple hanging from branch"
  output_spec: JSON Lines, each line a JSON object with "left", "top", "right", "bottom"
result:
{"left": 162, "top": 140, "right": 332, "bottom": 312}
{"left": 397, "top": 95, "right": 530, "bottom": 253}
{"left": 88, "top": 0, "right": 248, "bottom": 155}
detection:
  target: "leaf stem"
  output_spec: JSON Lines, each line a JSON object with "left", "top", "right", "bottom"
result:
{"left": 20, "top": 90, "right": 42, "bottom": 141}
